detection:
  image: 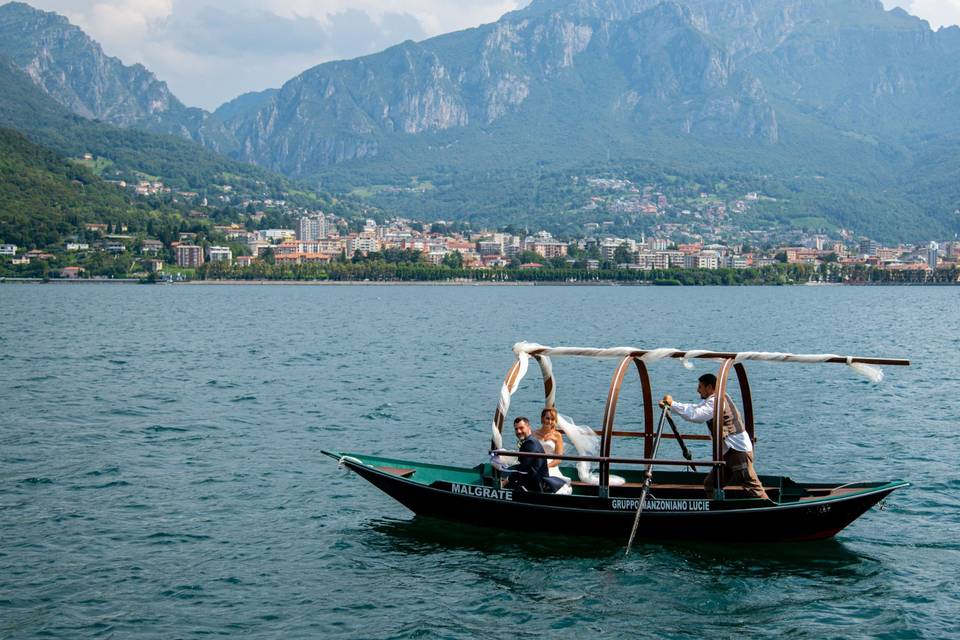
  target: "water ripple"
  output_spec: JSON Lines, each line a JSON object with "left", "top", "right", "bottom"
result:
{"left": 1, "top": 285, "right": 957, "bottom": 639}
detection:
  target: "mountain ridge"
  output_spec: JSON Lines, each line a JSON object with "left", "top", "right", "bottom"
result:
{"left": 0, "top": 0, "right": 958, "bottom": 241}
{"left": 0, "top": 1, "right": 232, "bottom": 149}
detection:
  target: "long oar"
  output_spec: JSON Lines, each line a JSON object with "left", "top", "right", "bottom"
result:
{"left": 625, "top": 404, "right": 669, "bottom": 555}
{"left": 664, "top": 412, "right": 697, "bottom": 472}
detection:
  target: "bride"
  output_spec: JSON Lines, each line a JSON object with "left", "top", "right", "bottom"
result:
{"left": 534, "top": 406, "right": 573, "bottom": 495}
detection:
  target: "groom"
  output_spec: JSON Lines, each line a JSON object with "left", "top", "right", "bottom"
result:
{"left": 503, "top": 416, "right": 564, "bottom": 493}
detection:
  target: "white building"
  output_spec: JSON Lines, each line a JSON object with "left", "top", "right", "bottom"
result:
{"left": 684, "top": 251, "right": 720, "bottom": 270}
{"left": 635, "top": 252, "right": 656, "bottom": 269}
{"left": 427, "top": 251, "right": 448, "bottom": 265}
{"left": 348, "top": 237, "right": 380, "bottom": 255}
{"left": 207, "top": 246, "right": 233, "bottom": 263}
{"left": 1, "top": 244, "right": 18, "bottom": 256}
{"left": 928, "top": 241, "right": 939, "bottom": 268}
{"left": 140, "top": 240, "right": 164, "bottom": 254}
{"left": 650, "top": 251, "right": 685, "bottom": 270}
{"left": 477, "top": 240, "right": 503, "bottom": 256}
{"left": 298, "top": 215, "right": 327, "bottom": 241}
{"left": 258, "top": 229, "right": 297, "bottom": 243}
{"left": 248, "top": 241, "right": 271, "bottom": 257}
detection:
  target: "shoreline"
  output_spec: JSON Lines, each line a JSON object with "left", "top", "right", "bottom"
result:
{"left": 3, "top": 277, "right": 957, "bottom": 287}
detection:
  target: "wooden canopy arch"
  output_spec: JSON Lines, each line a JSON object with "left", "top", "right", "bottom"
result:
{"left": 593, "top": 356, "right": 757, "bottom": 490}
{"left": 490, "top": 342, "right": 909, "bottom": 497}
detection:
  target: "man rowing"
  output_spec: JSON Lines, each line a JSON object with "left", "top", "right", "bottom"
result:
{"left": 661, "top": 374, "right": 769, "bottom": 500}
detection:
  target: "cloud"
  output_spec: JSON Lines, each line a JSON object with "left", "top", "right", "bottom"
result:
{"left": 24, "top": 0, "right": 527, "bottom": 109}
{"left": 147, "top": 3, "right": 429, "bottom": 59}
{"left": 907, "top": 0, "right": 960, "bottom": 28}
{"left": 883, "top": 0, "right": 960, "bottom": 28}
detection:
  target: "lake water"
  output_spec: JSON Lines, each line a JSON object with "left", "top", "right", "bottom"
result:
{"left": 1, "top": 284, "right": 958, "bottom": 639}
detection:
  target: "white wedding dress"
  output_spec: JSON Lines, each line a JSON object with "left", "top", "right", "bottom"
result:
{"left": 555, "top": 414, "right": 626, "bottom": 486}
{"left": 539, "top": 438, "right": 573, "bottom": 495}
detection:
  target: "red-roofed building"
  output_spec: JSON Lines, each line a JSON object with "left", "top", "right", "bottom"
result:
{"left": 59, "top": 266, "right": 84, "bottom": 279}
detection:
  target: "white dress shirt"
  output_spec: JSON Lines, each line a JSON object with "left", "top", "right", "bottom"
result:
{"left": 669, "top": 395, "right": 752, "bottom": 454}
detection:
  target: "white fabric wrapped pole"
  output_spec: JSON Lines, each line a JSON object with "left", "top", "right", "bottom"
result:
{"left": 640, "top": 348, "right": 681, "bottom": 364}
{"left": 490, "top": 352, "right": 529, "bottom": 451}
{"left": 513, "top": 342, "right": 894, "bottom": 384}
{"left": 732, "top": 351, "right": 884, "bottom": 383}
{"left": 846, "top": 356, "right": 884, "bottom": 383}
{"left": 537, "top": 355, "right": 556, "bottom": 408}
{"left": 681, "top": 349, "right": 713, "bottom": 369}
{"left": 748, "top": 352, "right": 803, "bottom": 364}
{"left": 502, "top": 342, "right": 888, "bottom": 454}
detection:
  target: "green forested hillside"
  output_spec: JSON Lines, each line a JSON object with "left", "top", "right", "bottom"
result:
{"left": 0, "top": 56, "right": 378, "bottom": 223}
{"left": 0, "top": 57, "right": 282, "bottom": 195}
{"left": 0, "top": 127, "right": 168, "bottom": 247}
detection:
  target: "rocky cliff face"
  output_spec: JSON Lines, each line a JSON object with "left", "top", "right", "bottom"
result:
{"left": 219, "top": 0, "right": 786, "bottom": 175}
{"left": 215, "top": 0, "right": 958, "bottom": 176}
{"left": 0, "top": 2, "right": 231, "bottom": 149}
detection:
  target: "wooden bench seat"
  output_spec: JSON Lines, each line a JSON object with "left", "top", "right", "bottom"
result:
{"left": 376, "top": 466, "right": 416, "bottom": 478}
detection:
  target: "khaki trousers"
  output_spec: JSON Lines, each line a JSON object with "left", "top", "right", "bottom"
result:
{"left": 704, "top": 449, "right": 769, "bottom": 500}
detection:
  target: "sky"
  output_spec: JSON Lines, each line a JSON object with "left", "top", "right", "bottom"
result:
{"left": 21, "top": 0, "right": 960, "bottom": 111}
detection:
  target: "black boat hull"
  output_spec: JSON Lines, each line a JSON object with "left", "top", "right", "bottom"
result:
{"left": 330, "top": 453, "right": 905, "bottom": 542}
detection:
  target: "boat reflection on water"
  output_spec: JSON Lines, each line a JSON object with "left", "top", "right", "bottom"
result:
{"left": 361, "top": 515, "right": 622, "bottom": 559}
{"left": 362, "top": 514, "right": 875, "bottom": 578}
{"left": 659, "top": 537, "right": 878, "bottom": 577}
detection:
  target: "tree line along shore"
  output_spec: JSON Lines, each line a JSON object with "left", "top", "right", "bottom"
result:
{"left": 186, "top": 261, "right": 959, "bottom": 285}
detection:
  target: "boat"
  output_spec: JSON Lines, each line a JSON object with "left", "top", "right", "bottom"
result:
{"left": 326, "top": 343, "right": 910, "bottom": 543}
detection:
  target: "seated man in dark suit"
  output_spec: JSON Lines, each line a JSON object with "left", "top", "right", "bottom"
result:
{"left": 503, "top": 416, "right": 566, "bottom": 493}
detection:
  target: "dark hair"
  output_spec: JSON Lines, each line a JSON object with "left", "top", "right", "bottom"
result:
{"left": 513, "top": 416, "right": 530, "bottom": 426}
{"left": 698, "top": 373, "right": 717, "bottom": 388}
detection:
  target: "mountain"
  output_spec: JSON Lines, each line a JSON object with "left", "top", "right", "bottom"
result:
{"left": 0, "top": 55, "right": 294, "bottom": 197}
{"left": 213, "top": 89, "right": 280, "bottom": 123}
{"left": 0, "top": 1, "right": 230, "bottom": 149}
{"left": 2, "top": 0, "right": 958, "bottom": 240}
{"left": 219, "top": 1, "right": 781, "bottom": 175}
{"left": 215, "top": 0, "right": 960, "bottom": 166}
{"left": 206, "top": 0, "right": 959, "bottom": 240}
